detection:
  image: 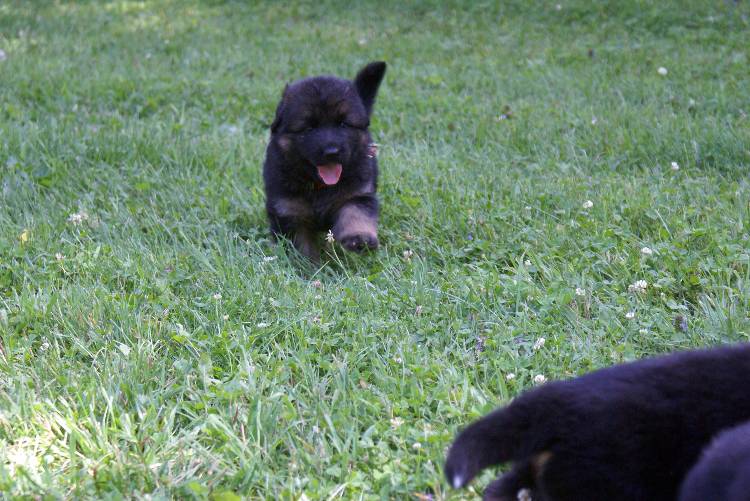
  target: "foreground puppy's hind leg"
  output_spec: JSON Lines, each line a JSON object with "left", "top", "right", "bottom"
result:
{"left": 332, "top": 197, "right": 379, "bottom": 253}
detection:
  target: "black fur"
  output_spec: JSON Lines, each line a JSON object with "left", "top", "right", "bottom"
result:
{"left": 445, "top": 344, "right": 750, "bottom": 501}
{"left": 679, "top": 420, "right": 750, "bottom": 501}
{"left": 263, "top": 62, "right": 386, "bottom": 262}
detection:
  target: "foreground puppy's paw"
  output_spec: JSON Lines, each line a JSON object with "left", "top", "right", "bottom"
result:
{"left": 339, "top": 233, "right": 379, "bottom": 253}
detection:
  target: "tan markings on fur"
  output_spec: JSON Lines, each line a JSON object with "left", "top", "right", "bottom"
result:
{"left": 273, "top": 197, "right": 313, "bottom": 221}
{"left": 531, "top": 451, "right": 553, "bottom": 477}
{"left": 333, "top": 204, "right": 377, "bottom": 240}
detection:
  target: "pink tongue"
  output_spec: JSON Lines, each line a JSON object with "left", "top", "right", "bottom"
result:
{"left": 316, "top": 163, "right": 342, "bottom": 185}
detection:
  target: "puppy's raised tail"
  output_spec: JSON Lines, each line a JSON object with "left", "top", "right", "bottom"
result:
{"left": 444, "top": 387, "right": 560, "bottom": 490}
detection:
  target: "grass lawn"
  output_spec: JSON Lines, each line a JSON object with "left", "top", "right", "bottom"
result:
{"left": 1, "top": 0, "right": 749, "bottom": 499}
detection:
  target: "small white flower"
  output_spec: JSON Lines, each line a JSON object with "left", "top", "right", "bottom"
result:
{"left": 533, "top": 374, "right": 547, "bottom": 385}
{"left": 639, "top": 328, "right": 648, "bottom": 334}
{"left": 40, "top": 341, "right": 50, "bottom": 351}
{"left": 412, "top": 442, "right": 422, "bottom": 449}
{"left": 575, "top": 287, "right": 586, "bottom": 297}
{"left": 506, "top": 373, "right": 516, "bottom": 381}
{"left": 582, "top": 200, "right": 594, "bottom": 209}
{"left": 55, "top": 253, "right": 64, "bottom": 261}
{"left": 628, "top": 280, "right": 648, "bottom": 293}
{"left": 657, "top": 67, "right": 668, "bottom": 76}
{"left": 390, "top": 417, "right": 404, "bottom": 429}
{"left": 256, "top": 322, "right": 270, "bottom": 328}
{"left": 0, "top": 49, "right": 6, "bottom": 61}
{"left": 403, "top": 249, "right": 414, "bottom": 260}
{"left": 533, "top": 338, "right": 546, "bottom": 350}
{"left": 640, "top": 246, "right": 653, "bottom": 256}
{"left": 555, "top": 4, "right": 562, "bottom": 11}
{"left": 311, "top": 280, "right": 322, "bottom": 288}
{"left": 394, "top": 356, "right": 403, "bottom": 364}
{"left": 625, "top": 311, "right": 636, "bottom": 320}
{"left": 263, "top": 256, "right": 277, "bottom": 262}
{"left": 222, "top": 314, "right": 229, "bottom": 321}
{"left": 670, "top": 161, "right": 680, "bottom": 171}
{"left": 518, "top": 488, "right": 533, "bottom": 501}
{"left": 415, "top": 305, "right": 423, "bottom": 315}
{"left": 524, "top": 259, "right": 532, "bottom": 267}
{"left": 358, "top": 38, "right": 368, "bottom": 46}
{"left": 524, "top": 205, "right": 532, "bottom": 211}
{"left": 591, "top": 116, "right": 598, "bottom": 125}
{"left": 67, "top": 211, "right": 89, "bottom": 226}
{"left": 212, "top": 293, "right": 222, "bottom": 300}
{"left": 325, "top": 229, "right": 335, "bottom": 243}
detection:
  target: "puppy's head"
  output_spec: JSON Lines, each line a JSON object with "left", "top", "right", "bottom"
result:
{"left": 270, "top": 61, "right": 386, "bottom": 186}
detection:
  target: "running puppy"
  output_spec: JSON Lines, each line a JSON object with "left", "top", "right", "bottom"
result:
{"left": 263, "top": 62, "right": 386, "bottom": 262}
{"left": 445, "top": 344, "right": 750, "bottom": 501}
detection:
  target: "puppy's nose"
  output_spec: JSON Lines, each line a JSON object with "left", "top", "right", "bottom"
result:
{"left": 323, "top": 145, "right": 340, "bottom": 159}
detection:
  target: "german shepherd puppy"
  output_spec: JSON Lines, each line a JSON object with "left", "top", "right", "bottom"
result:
{"left": 445, "top": 344, "right": 750, "bottom": 501}
{"left": 263, "top": 62, "right": 387, "bottom": 262}
{"left": 679, "top": 420, "right": 750, "bottom": 501}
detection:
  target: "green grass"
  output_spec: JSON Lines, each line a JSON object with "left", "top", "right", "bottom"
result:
{"left": 1, "top": 0, "right": 749, "bottom": 498}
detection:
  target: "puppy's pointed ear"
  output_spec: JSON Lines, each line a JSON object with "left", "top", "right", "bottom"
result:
{"left": 271, "top": 84, "right": 290, "bottom": 133}
{"left": 354, "top": 61, "right": 386, "bottom": 116}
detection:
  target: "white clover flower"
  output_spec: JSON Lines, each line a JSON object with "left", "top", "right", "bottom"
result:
{"left": 67, "top": 211, "right": 89, "bottom": 225}
{"left": 40, "top": 341, "right": 50, "bottom": 351}
{"left": 518, "top": 488, "right": 533, "bottom": 501}
{"left": 311, "top": 280, "right": 322, "bottom": 288}
{"left": 524, "top": 259, "right": 532, "bottom": 267}
{"left": 263, "top": 256, "right": 277, "bottom": 262}
{"left": 533, "top": 338, "right": 546, "bottom": 350}
{"left": 582, "top": 200, "right": 594, "bottom": 209}
{"left": 325, "top": 229, "right": 335, "bottom": 243}
{"left": 390, "top": 417, "right": 404, "bottom": 429}
{"left": 55, "top": 252, "right": 64, "bottom": 261}
{"left": 256, "top": 322, "right": 270, "bottom": 328}
{"left": 670, "top": 161, "right": 680, "bottom": 171}
{"left": 222, "top": 314, "right": 229, "bottom": 321}
{"left": 412, "top": 442, "right": 422, "bottom": 450}
{"left": 628, "top": 280, "right": 648, "bottom": 293}
{"left": 575, "top": 287, "right": 586, "bottom": 297}
{"left": 641, "top": 246, "right": 653, "bottom": 256}
{"left": 658, "top": 67, "right": 668, "bottom": 76}
{"left": 625, "top": 311, "right": 636, "bottom": 320}
{"left": 524, "top": 205, "right": 532, "bottom": 211}
{"left": 403, "top": 249, "right": 414, "bottom": 260}
{"left": 394, "top": 356, "right": 403, "bottom": 364}
{"left": 639, "top": 328, "right": 648, "bottom": 334}
{"left": 212, "top": 292, "right": 222, "bottom": 300}
{"left": 533, "top": 374, "right": 547, "bottom": 385}
{"left": 591, "top": 116, "right": 598, "bottom": 125}
{"left": 506, "top": 373, "right": 516, "bottom": 381}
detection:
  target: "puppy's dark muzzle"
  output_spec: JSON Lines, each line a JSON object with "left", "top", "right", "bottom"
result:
{"left": 322, "top": 145, "right": 341, "bottom": 162}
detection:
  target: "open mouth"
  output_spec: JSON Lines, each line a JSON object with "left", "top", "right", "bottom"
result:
{"left": 316, "top": 163, "right": 343, "bottom": 185}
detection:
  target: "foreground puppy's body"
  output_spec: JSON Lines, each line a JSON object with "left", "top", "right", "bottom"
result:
{"left": 679, "top": 421, "right": 750, "bottom": 501}
{"left": 263, "top": 62, "right": 386, "bottom": 261}
{"left": 445, "top": 344, "right": 750, "bottom": 501}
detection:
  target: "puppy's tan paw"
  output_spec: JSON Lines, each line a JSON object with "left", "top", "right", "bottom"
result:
{"left": 339, "top": 233, "right": 379, "bottom": 253}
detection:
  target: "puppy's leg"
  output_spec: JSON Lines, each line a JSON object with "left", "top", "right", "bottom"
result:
{"left": 482, "top": 460, "right": 538, "bottom": 501}
{"left": 331, "top": 196, "right": 379, "bottom": 253}
{"left": 268, "top": 197, "right": 320, "bottom": 262}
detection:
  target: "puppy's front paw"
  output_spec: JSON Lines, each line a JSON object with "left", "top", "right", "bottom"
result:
{"left": 339, "top": 233, "right": 379, "bottom": 253}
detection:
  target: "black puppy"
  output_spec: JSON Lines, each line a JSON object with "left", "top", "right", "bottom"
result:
{"left": 263, "top": 62, "right": 386, "bottom": 262}
{"left": 445, "top": 344, "right": 750, "bottom": 501}
{"left": 679, "top": 420, "right": 750, "bottom": 501}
